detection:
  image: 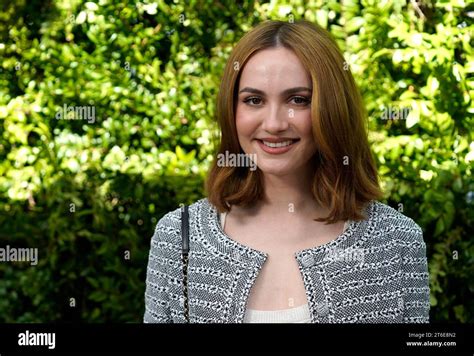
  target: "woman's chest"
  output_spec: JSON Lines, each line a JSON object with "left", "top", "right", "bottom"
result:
{"left": 224, "top": 214, "right": 346, "bottom": 253}
{"left": 223, "top": 217, "right": 347, "bottom": 310}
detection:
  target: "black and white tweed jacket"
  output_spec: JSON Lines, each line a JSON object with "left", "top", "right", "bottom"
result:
{"left": 144, "top": 198, "right": 430, "bottom": 323}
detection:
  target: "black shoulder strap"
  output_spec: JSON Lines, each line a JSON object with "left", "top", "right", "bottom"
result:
{"left": 180, "top": 205, "right": 190, "bottom": 323}
{"left": 181, "top": 205, "right": 189, "bottom": 254}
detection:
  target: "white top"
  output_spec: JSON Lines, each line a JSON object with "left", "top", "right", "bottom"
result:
{"left": 243, "top": 303, "right": 312, "bottom": 323}
{"left": 219, "top": 210, "right": 350, "bottom": 323}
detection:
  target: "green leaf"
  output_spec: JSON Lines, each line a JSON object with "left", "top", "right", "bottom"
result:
{"left": 345, "top": 17, "right": 364, "bottom": 33}
{"left": 434, "top": 217, "right": 445, "bottom": 237}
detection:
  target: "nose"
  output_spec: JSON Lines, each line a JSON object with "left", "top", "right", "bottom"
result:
{"left": 261, "top": 103, "right": 290, "bottom": 133}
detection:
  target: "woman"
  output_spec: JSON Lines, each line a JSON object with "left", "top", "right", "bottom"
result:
{"left": 144, "top": 20, "right": 430, "bottom": 323}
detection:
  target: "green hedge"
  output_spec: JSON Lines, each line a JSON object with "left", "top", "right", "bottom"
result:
{"left": 0, "top": 0, "right": 472, "bottom": 322}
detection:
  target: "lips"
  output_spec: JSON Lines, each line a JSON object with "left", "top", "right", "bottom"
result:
{"left": 255, "top": 138, "right": 300, "bottom": 154}
{"left": 257, "top": 137, "right": 300, "bottom": 143}
{"left": 261, "top": 140, "right": 294, "bottom": 148}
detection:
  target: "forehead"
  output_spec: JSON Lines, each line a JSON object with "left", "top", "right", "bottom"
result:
{"left": 239, "top": 47, "right": 311, "bottom": 88}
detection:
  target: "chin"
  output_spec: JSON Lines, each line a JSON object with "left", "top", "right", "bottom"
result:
{"left": 257, "top": 163, "right": 296, "bottom": 176}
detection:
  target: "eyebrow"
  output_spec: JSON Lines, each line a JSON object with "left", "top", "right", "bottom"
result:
{"left": 238, "top": 86, "right": 312, "bottom": 96}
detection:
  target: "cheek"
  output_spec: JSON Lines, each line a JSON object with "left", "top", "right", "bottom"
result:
{"left": 235, "top": 105, "right": 258, "bottom": 138}
{"left": 294, "top": 110, "right": 314, "bottom": 138}
{"left": 294, "top": 111, "right": 317, "bottom": 154}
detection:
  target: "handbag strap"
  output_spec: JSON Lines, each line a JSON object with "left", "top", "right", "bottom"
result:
{"left": 180, "top": 205, "right": 190, "bottom": 323}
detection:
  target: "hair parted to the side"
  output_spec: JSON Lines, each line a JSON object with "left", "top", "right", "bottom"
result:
{"left": 205, "top": 19, "right": 384, "bottom": 224}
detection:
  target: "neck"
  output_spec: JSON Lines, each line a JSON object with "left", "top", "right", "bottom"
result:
{"left": 259, "top": 167, "right": 322, "bottom": 216}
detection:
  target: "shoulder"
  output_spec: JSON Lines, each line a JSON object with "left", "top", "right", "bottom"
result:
{"left": 147, "top": 198, "right": 210, "bottom": 270}
{"left": 155, "top": 197, "right": 210, "bottom": 224}
{"left": 152, "top": 197, "right": 210, "bottom": 242}
{"left": 369, "top": 200, "right": 425, "bottom": 247}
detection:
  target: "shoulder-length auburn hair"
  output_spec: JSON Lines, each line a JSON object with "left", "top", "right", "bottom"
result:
{"left": 205, "top": 19, "right": 383, "bottom": 224}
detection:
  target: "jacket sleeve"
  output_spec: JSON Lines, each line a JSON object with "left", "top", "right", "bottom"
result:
{"left": 144, "top": 217, "right": 173, "bottom": 323}
{"left": 401, "top": 223, "right": 431, "bottom": 323}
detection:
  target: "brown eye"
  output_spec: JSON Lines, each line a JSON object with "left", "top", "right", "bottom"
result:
{"left": 290, "top": 96, "right": 311, "bottom": 105}
{"left": 243, "top": 97, "right": 262, "bottom": 106}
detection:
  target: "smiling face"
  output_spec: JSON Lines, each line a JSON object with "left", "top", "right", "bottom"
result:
{"left": 235, "top": 47, "right": 318, "bottom": 177}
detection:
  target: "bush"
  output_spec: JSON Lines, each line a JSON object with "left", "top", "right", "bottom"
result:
{"left": 0, "top": 0, "right": 472, "bottom": 322}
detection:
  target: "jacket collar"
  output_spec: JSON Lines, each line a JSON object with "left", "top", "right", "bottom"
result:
{"left": 198, "top": 198, "right": 376, "bottom": 267}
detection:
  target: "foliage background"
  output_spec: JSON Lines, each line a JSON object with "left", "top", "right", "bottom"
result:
{"left": 0, "top": 0, "right": 472, "bottom": 322}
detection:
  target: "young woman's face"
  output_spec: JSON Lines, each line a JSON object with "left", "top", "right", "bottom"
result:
{"left": 235, "top": 47, "right": 317, "bottom": 177}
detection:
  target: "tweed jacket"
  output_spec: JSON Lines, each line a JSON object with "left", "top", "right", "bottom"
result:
{"left": 144, "top": 198, "right": 430, "bottom": 323}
